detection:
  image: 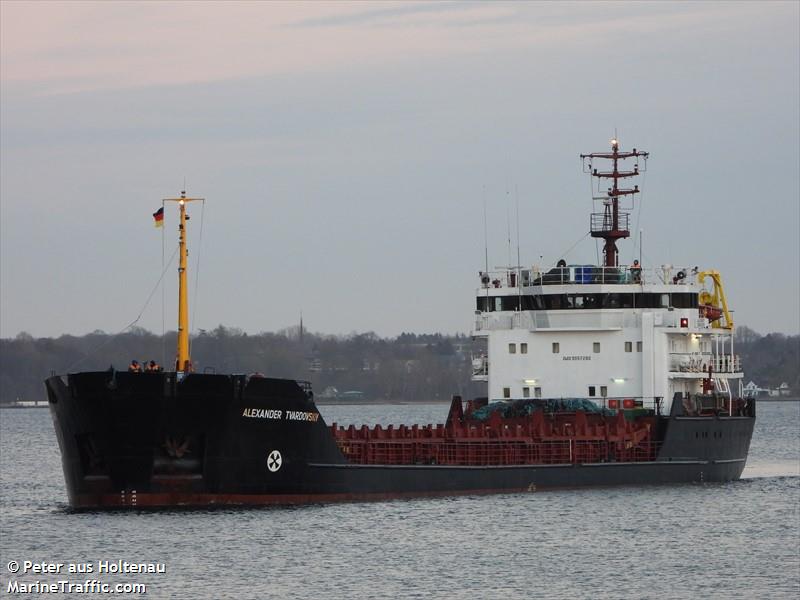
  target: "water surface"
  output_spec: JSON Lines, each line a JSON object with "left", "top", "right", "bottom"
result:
{"left": 1, "top": 401, "right": 797, "bottom": 599}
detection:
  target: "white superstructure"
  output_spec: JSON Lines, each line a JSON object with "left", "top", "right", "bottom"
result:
{"left": 471, "top": 265, "right": 742, "bottom": 413}
{"left": 471, "top": 140, "right": 742, "bottom": 414}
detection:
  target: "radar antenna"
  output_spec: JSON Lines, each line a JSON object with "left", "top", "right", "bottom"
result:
{"left": 580, "top": 138, "right": 649, "bottom": 267}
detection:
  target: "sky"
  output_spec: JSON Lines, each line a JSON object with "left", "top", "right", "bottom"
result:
{"left": 1, "top": 1, "right": 798, "bottom": 339}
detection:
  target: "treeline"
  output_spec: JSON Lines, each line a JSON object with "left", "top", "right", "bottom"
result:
{"left": 733, "top": 326, "right": 799, "bottom": 391}
{"left": 0, "top": 325, "right": 797, "bottom": 404}
{"left": 0, "top": 326, "right": 486, "bottom": 403}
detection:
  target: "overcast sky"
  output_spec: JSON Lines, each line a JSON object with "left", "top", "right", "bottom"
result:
{"left": 1, "top": 1, "right": 798, "bottom": 339}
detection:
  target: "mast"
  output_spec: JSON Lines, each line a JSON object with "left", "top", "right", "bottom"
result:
{"left": 581, "top": 138, "right": 648, "bottom": 267}
{"left": 163, "top": 190, "right": 204, "bottom": 372}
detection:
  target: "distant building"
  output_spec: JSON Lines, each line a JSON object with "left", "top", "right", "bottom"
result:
{"left": 743, "top": 381, "right": 794, "bottom": 398}
{"left": 743, "top": 381, "right": 770, "bottom": 398}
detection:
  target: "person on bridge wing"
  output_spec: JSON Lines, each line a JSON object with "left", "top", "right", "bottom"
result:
{"left": 144, "top": 360, "right": 161, "bottom": 373}
{"left": 128, "top": 360, "right": 142, "bottom": 373}
{"left": 630, "top": 259, "right": 642, "bottom": 283}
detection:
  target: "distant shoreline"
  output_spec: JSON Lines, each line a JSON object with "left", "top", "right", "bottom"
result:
{"left": 0, "top": 399, "right": 455, "bottom": 408}
{"left": 314, "top": 399, "right": 450, "bottom": 406}
{"left": 3, "top": 398, "right": 798, "bottom": 409}
{"left": 754, "top": 397, "right": 799, "bottom": 402}
{"left": 0, "top": 396, "right": 800, "bottom": 409}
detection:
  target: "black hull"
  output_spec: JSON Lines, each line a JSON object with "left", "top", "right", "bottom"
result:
{"left": 46, "top": 372, "right": 755, "bottom": 509}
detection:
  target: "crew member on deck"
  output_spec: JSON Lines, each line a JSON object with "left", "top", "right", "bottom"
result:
{"left": 630, "top": 259, "right": 642, "bottom": 283}
{"left": 145, "top": 360, "right": 161, "bottom": 373}
{"left": 128, "top": 360, "right": 142, "bottom": 373}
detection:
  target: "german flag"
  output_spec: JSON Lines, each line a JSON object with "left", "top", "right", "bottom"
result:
{"left": 153, "top": 206, "right": 164, "bottom": 228}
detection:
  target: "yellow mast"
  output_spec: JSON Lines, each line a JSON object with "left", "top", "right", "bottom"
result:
{"left": 163, "top": 191, "right": 204, "bottom": 372}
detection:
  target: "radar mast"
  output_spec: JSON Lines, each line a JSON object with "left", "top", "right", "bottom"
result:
{"left": 581, "top": 139, "right": 649, "bottom": 267}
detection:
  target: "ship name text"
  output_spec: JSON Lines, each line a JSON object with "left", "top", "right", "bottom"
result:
{"left": 242, "top": 408, "right": 319, "bottom": 422}
{"left": 562, "top": 356, "right": 592, "bottom": 361}
{"left": 242, "top": 408, "right": 283, "bottom": 419}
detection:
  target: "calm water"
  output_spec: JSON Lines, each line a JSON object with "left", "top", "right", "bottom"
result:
{"left": 1, "top": 402, "right": 798, "bottom": 599}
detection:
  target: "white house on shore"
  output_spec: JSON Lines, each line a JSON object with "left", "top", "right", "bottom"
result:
{"left": 743, "top": 381, "right": 794, "bottom": 398}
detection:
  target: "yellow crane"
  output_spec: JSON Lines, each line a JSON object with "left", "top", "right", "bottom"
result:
{"left": 697, "top": 270, "right": 733, "bottom": 330}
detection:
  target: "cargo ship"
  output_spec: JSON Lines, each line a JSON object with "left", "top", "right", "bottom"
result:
{"left": 46, "top": 140, "right": 755, "bottom": 509}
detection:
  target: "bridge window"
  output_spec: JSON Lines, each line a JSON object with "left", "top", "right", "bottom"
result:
{"left": 522, "top": 387, "right": 530, "bottom": 398}
{"left": 503, "top": 387, "right": 511, "bottom": 399}
{"left": 637, "top": 341, "right": 643, "bottom": 352}
{"left": 552, "top": 342, "right": 560, "bottom": 354}
{"left": 544, "top": 295, "right": 567, "bottom": 309}
{"left": 520, "top": 343, "right": 528, "bottom": 354}
{"left": 672, "top": 293, "right": 698, "bottom": 309}
{"left": 509, "top": 343, "right": 516, "bottom": 354}
{"left": 535, "top": 387, "right": 542, "bottom": 398}
{"left": 478, "top": 292, "right": 697, "bottom": 311}
{"left": 625, "top": 341, "right": 632, "bottom": 352}
{"left": 603, "top": 293, "right": 634, "bottom": 308}
{"left": 593, "top": 342, "right": 601, "bottom": 353}
{"left": 601, "top": 386, "right": 608, "bottom": 397}
{"left": 588, "top": 386, "right": 596, "bottom": 397}
{"left": 583, "top": 295, "right": 601, "bottom": 309}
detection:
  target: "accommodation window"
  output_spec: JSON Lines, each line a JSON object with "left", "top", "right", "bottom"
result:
{"left": 509, "top": 343, "right": 516, "bottom": 354}
{"left": 637, "top": 341, "right": 643, "bottom": 352}
{"left": 552, "top": 342, "right": 560, "bottom": 354}
{"left": 503, "top": 387, "right": 511, "bottom": 399}
{"left": 588, "top": 386, "right": 596, "bottom": 397}
{"left": 534, "top": 387, "right": 542, "bottom": 398}
{"left": 600, "top": 385, "right": 608, "bottom": 397}
{"left": 522, "top": 387, "right": 530, "bottom": 398}
{"left": 479, "top": 292, "right": 698, "bottom": 311}
{"left": 625, "top": 341, "right": 632, "bottom": 353}
{"left": 593, "top": 342, "right": 601, "bottom": 353}
{"left": 520, "top": 343, "right": 528, "bottom": 354}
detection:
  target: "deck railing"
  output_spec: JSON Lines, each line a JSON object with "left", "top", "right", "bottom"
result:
{"left": 590, "top": 212, "right": 630, "bottom": 236}
{"left": 479, "top": 265, "right": 699, "bottom": 288}
{"left": 669, "top": 354, "right": 741, "bottom": 373}
{"left": 471, "top": 355, "right": 488, "bottom": 378}
{"left": 334, "top": 438, "right": 663, "bottom": 467}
